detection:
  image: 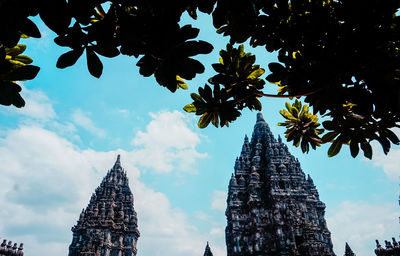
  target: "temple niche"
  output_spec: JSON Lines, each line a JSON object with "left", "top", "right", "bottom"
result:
{"left": 225, "top": 113, "right": 335, "bottom": 256}
{"left": 68, "top": 155, "right": 140, "bottom": 256}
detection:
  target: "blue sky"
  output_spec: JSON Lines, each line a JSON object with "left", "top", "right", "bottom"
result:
{"left": 0, "top": 12, "right": 399, "bottom": 256}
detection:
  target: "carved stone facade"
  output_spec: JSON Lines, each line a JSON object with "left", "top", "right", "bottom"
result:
{"left": 68, "top": 155, "right": 140, "bottom": 256}
{"left": 225, "top": 113, "right": 335, "bottom": 256}
{"left": 0, "top": 239, "right": 23, "bottom": 256}
{"left": 374, "top": 238, "right": 400, "bottom": 255}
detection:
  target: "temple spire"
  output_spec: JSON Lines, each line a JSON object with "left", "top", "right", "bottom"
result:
{"left": 68, "top": 156, "right": 139, "bottom": 256}
{"left": 203, "top": 242, "right": 214, "bottom": 256}
{"left": 344, "top": 242, "right": 356, "bottom": 256}
{"left": 256, "top": 112, "right": 265, "bottom": 123}
{"left": 113, "top": 154, "right": 121, "bottom": 169}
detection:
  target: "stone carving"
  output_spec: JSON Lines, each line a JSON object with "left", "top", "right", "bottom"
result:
{"left": 225, "top": 113, "right": 335, "bottom": 256}
{"left": 0, "top": 239, "right": 23, "bottom": 256}
{"left": 374, "top": 238, "right": 400, "bottom": 256}
{"left": 68, "top": 155, "right": 140, "bottom": 256}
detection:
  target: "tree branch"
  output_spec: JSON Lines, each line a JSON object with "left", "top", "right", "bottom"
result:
{"left": 255, "top": 87, "right": 322, "bottom": 98}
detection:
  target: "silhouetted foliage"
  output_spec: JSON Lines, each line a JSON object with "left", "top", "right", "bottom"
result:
{"left": 1, "top": 0, "right": 400, "bottom": 159}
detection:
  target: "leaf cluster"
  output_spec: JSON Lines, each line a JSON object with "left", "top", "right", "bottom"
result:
{"left": 2, "top": 0, "right": 400, "bottom": 159}
{"left": 184, "top": 44, "right": 265, "bottom": 128}
{"left": 278, "top": 100, "right": 323, "bottom": 153}
{"left": 0, "top": 0, "right": 42, "bottom": 107}
{"left": 209, "top": 0, "right": 400, "bottom": 158}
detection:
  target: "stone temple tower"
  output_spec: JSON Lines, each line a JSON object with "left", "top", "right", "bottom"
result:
{"left": 68, "top": 155, "right": 140, "bottom": 256}
{"left": 225, "top": 113, "right": 335, "bottom": 256}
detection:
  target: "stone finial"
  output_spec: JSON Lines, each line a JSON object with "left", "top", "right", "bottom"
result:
{"left": 256, "top": 112, "right": 265, "bottom": 123}
{"left": 278, "top": 135, "right": 282, "bottom": 143}
{"left": 113, "top": 154, "right": 121, "bottom": 169}
{"left": 344, "top": 242, "right": 356, "bottom": 256}
{"left": 203, "top": 241, "right": 214, "bottom": 256}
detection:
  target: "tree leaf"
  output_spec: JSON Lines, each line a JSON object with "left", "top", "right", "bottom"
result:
{"left": 191, "top": 93, "right": 204, "bottom": 103}
{"left": 248, "top": 68, "right": 265, "bottom": 79}
{"left": 93, "top": 45, "right": 120, "bottom": 58}
{"left": 56, "top": 48, "right": 84, "bottom": 68}
{"left": 176, "top": 76, "right": 188, "bottom": 90}
{"left": 0, "top": 81, "right": 25, "bottom": 108}
{"left": 268, "top": 62, "right": 285, "bottom": 74}
{"left": 321, "top": 131, "right": 339, "bottom": 143}
{"left": 20, "top": 18, "right": 41, "bottom": 38}
{"left": 40, "top": 0, "right": 71, "bottom": 34}
{"left": 183, "top": 104, "right": 196, "bottom": 112}
{"left": 360, "top": 142, "right": 373, "bottom": 159}
{"left": 6, "top": 44, "right": 27, "bottom": 57}
{"left": 383, "top": 129, "right": 400, "bottom": 145}
{"left": 328, "top": 139, "right": 342, "bottom": 157}
{"left": 5, "top": 65, "right": 40, "bottom": 81}
{"left": 86, "top": 48, "right": 103, "bottom": 78}
{"left": 198, "top": 113, "right": 213, "bottom": 128}
{"left": 14, "top": 55, "right": 33, "bottom": 64}
{"left": 349, "top": 140, "right": 359, "bottom": 158}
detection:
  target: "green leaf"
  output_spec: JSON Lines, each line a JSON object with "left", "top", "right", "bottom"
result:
{"left": 20, "top": 18, "right": 41, "bottom": 38}
{"left": 0, "top": 81, "right": 25, "bottom": 108}
{"left": 56, "top": 48, "right": 84, "bottom": 69}
{"left": 183, "top": 104, "right": 197, "bottom": 113}
{"left": 191, "top": 93, "right": 204, "bottom": 103}
{"left": 86, "top": 48, "right": 103, "bottom": 78}
{"left": 248, "top": 68, "right": 265, "bottom": 79}
{"left": 322, "top": 120, "right": 336, "bottom": 130}
{"left": 198, "top": 113, "right": 213, "bottom": 128}
{"left": 268, "top": 62, "right": 285, "bottom": 74}
{"left": 176, "top": 76, "right": 188, "bottom": 90}
{"left": 5, "top": 65, "right": 40, "bottom": 81}
{"left": 328, "top": 139, "right": 342, "bottom": 157}
{"left": 39, "top": 0, "right": 71, "bottom": 34}
{"left": 294, "top": 99, "right": 302, "bottom": 111}
{"left": 14, "top": 55, "right": 33, "bottom": 64}
{"left": 360, "top": 142, "right": 373, "bottom": 159}
{"left": 349, "top": 140, "right": 359, "bottom": 158}
{"left": 321, "top": 131, "right": 339, "bottom": 143}
{"left": 92, "top": 45, "right": 120, "bottom": 58}
{"left": 285, "top": 102, "right": 292, "bottom": 112}
{"left": 6, "top": 44, "right": 27, "bottom": 56}
{"left": 383, "top": 129, "right": 400, "bottom": 145}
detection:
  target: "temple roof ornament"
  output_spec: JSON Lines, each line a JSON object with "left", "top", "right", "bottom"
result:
{"left": 203, "top": 242, "right": 214, "bottom": 256}
{"left": 0, "top": 239, "right": 23, "bottom": 256}
{"left": 344, "top": 242, "right": 356, "bottom": 256}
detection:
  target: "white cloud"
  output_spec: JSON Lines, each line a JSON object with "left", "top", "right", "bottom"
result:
{"left": 369, "top": 128, "right": 400, "bottom": 181}
{"left": 327, "top": 201, "right": 400, "bottom": 256}
{"left": 131, "top": 111, "right": 207, "bottom": 173}
{"left": 371, "top": 148, "right": 400, "bottom": 181}
{"left": 0, "top": 124, "right": 212, "bottom": 256}
{"left": 0, "top": 86, "right": 56, "bottom": 121}
{"left": 211, "top": 190, "right": 227, "bottom": 212}
{"left": 71, "top": 109, "right": 106, "bottom": 137}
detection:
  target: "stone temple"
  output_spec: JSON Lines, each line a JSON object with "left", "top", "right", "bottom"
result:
{"left": 68, "top": 155, "right": 140, "bottom": 256}
{"left": 225, "top": 113, "right": 335, "bottom": 256}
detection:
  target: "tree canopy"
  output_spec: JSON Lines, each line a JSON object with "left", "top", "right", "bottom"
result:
{"left": 1, "top": 0, "right": 400, "bottom": 159}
